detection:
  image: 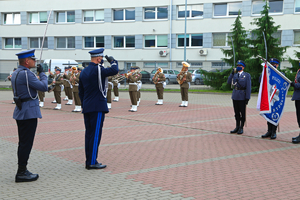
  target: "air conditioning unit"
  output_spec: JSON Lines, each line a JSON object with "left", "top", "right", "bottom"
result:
{"left": 159, "top": 50, "right": 168, "bottom": 57}
{"left": 199, "top": 49, "right": 208, "bottom": 56}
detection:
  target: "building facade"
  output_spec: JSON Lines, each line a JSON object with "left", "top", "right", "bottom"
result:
{"left": 0, "top": 0, "right": 299, "bottom": 78}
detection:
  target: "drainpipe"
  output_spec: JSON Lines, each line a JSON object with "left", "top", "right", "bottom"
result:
{"left": 169, "top": 0, "right": 173, "bottom": 69}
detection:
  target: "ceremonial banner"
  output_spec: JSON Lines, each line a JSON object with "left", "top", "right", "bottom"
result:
{"left": 257, "top": 59, "right": 291, "bottom": 126}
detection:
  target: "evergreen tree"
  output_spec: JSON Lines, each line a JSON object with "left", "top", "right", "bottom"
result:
{"left": 246, "top": 0, "right": 286, "bottom": 92}
{"left": 201, "top": 11, "right": 248, "bottom": 90}
{"left": 284, "top": 49, "right": 300, "bottom": 83}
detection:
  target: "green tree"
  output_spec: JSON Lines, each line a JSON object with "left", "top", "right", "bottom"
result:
{"left": 284, "top": 49, "right": 300, "bottom": 83}
{"left": 201, "top": 11, "right": 248, "bottom": 90}
{"left": 246, "top": 0, "right": 286, "bottom": 92}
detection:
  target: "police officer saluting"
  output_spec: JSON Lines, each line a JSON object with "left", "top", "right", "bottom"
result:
{"left": 227, "top": 60, "right": 251, "bottom": 134}
{"left": 79, "top": 48, "right": 118, "bottom": 169}
{"left": 11, "top": 49, "right": 48, "bottom": 182}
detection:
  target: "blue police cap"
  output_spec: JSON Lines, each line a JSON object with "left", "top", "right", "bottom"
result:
{"left": 89, "top": 48, "right": 104, "bottom": 57}
{"left": 15, "top": 49, "right": 36, "bottom": 59}
{"left": 237, "top": 60, "right": 246, "bottom": 67}
{"left": 269, "top": 58, "right": 280, "bottom": 64}
{"left": 13, "top": 68, "right": 17, "bottom": 71}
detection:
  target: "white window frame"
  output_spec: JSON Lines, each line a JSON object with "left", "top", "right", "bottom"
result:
{"left": 113, "top": 8, "right": 135, "bottom": 22}
{"left": 56, "top": 37, "right": 75, "bottom": 49}
{"left": 143, "top": 6, "right": 168, "bottom": 21}
{"left": 29, "top": 37, "right": 48, "bottom": 49}
{"left": 213, "top": 33, "right": 231, "bottom": 47}
{"left": 83, "top": 36, "right": 105, "bottom": 49}
{"left": 294, "top": 30, "right": 300, "bottom": 46}
{"left": 113, "top": 36, "right": 135, "bottom": 49}
{"left": 177, "top": 34, "right": 203, "bottom": 48}
{"left": 144, "top": 35, "right": 168, "bottom": 48}
{"left": 295, "top": 0, "right": 300, "bottom": 14}
{"left": 213, "top": 2, "right": 242, "bottom": 18}
{"left": 4, "top": 38, "right": 22, "bottom": 49}
{"left": 3, "top": 13, "right": 21, "bottom": 25}
{"left": 251, "top": 0, "right": 284, "bottom": 16}
{"left": 83, "top": 10, "right": 104, "bottom": 23}
{"left": 28, "top": 12, "right": 48, "bottom": 24}
{"left": 177, "top": 4, "right": 204, "bottom": 19}
{"left": 55, "top": 11, "right": 75, "bottom": 23}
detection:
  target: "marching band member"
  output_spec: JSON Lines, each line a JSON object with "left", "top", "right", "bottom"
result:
{"left": 112, "top": 73, "right": 121, "bottom": 102}
{"left": 49, "top": 68, "right": 63, "bottom": 110}
{"left": 136, "top": 67, "right": 142, "bottom": 106}
{"left": 51, "top": 66, "right": 59, "bottom": 103}
{"left": 153, "top": 67, "right": 166, "bottom": 105}
{"left": 63, "top": 66, "right": 73, "bottom": 105}
{"left": 177, "top": 62, "right": 192, "bottom": 107}
{"left": 69, "top": 66, "right": 82, "bottom": 112}
{"left": 126, "top": 67, "right": 139, "bottom": 112}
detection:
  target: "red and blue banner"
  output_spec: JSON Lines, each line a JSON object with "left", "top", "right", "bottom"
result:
{"left": 257, "top": 59, "right": 291, "bottom": 126}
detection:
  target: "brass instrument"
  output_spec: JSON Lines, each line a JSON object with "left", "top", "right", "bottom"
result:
{"left": 125, "top": 69, "right": 140, "bottom": 78}
{"left": 153, "top": 68, "right": 162, "bottom": 84}
{"left": 177, "top": 62, "right": 190, "bottom": 85}
{"left": 114, "top": 74, "right": 126, "bottom": 82}
{"left": 71, "top": 66, "right": 77, "bottom": 86}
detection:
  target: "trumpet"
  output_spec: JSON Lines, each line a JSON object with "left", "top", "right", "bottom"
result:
{"left": 125, "top": 69, "right": 140, "bottom": 78}
{"left": 114, "top": 74, "right": 126, "bottom": 82}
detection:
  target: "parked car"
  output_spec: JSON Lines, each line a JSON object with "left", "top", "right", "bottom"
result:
{"left": 188, "top": 69, "right": 204, "bottom": 85}
{"left": 140, "top": 70, "right": 151, "bottom": 84}
{"left": 150, "top": 69, "right": 180, "bottom": 84}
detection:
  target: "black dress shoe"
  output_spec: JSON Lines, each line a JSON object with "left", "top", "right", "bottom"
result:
{"left": 15, "top": 170, "right": 39, "bottom": 183}
{"left": 230, "top": 127, "right": 239, "bottom": 133}
{"left": 292, "top": 135, "right": 300, "bottom": 144}
{"left": 292, "top": 134, "right": 300, "bottom": 140}
{"left": 270, "top": 132, "right": 277, "bottom": 139}
{"left": 86, "top": 163, "right": 106, "bottom": 170}
{"left": 261, "top": 132, "right": 272, "bottom": 138}
{"left": 237, "top": 127, "right": 243, "bottom": 134}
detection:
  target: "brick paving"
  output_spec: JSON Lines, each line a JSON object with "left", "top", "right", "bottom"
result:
{"left": 1, "top": 90, "right": 300, "bottom": 199}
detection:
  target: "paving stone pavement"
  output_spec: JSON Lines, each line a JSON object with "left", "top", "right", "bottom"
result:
{"left": 1, "top": 90, "right": 300, "bottom": 199}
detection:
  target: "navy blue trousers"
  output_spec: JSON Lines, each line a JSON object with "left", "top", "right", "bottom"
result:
{"left": 84, "top": 112, "right": 105, "bottom": 166}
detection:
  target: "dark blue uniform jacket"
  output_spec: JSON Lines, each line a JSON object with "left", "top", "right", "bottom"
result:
{"left": 79, "top": 62, "right": 118, "bottom": 113}
{"left": 292, "top": 70, "right": 300, "bottom": 101}
{"left": 227, "top": 71, "right": 251, "bottom": 100}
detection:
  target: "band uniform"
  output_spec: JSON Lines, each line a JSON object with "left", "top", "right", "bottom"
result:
{"left": 153, "top": 68, "right": 166, "bottom": 105}
{"left": 70, "top": 66, "right": 81, "bottom": 112}
{"left": 63, "top": 66, "right": 73, "bottom": 105}
{"left": 49, "top": 68, "right": 63, "bottom": 110}
{"left": 177, "top": 62, "right": 192, "bottom": 107}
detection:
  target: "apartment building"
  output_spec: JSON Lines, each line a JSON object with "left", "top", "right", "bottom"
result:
{"left": 0, "top": 0, "right": 299, "bottom": 78}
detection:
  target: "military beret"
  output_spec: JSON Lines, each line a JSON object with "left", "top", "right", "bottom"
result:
{"left": 269, "top": 58, "right": 280, "bottom": 64}
{"left": 89, "top": 48, "right": 104, "bottom": 57}
{"left": 237, "top": 60, "right": 246, "bottom": 67}
{"left": 15, "top": 49, "right": 36, "bottom": 59}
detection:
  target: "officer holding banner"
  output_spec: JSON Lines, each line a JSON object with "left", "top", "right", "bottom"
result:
{"left": 227, "top": 60, "right": 251, "bottom": 135}
{"left": 290, "top": 57, "right": 300, "bottom": 144}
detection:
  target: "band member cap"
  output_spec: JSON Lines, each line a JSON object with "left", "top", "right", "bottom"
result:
{"left": 89, "top": 48, "right": 104, "bottom": 57}
{"left": 269, "top": 58, "right": 280, "bottom": 64}
{"left": 56, "top": 68, "right": 61, "bottom": 72}
{"left": 15, "top": 49, "right": 36, "bottom": 59}
{"left": 182, "top": 62, "right": 190, "bottom": 68}
{"left": 237, "top": 60, "right": 246, "bottom": 67}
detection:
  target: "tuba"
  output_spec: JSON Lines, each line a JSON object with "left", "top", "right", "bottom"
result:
{"left": 177, "top": 62, "right": 190, "bottom": 85}
{"left": 71, "top": 66, "right": 77, "bottom": 86}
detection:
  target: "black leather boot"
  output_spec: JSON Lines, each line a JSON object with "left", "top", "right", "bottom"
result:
{"left": 292, "top": 134, "right": 300, "bottom": 144}
{"left": 237, "top": 121, "right": 244, "bottom": 134}
{"left": 270, "top": 125, "right": 277, "bottom": 139}
{"left": 230, "top": 120, "right": 240, "bottom": 133}
{"left": 262, "top": 123, "right": 272, "bottom": 138}
{"left": 15, "top": 165, "right": 39, "bottom": 183}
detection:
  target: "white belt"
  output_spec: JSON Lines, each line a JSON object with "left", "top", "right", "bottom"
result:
{"left": 108, "top": 82, "right": 113, "bottom": 86}
{"left": 129, "top": 82, "right": 138, "bottom": 85}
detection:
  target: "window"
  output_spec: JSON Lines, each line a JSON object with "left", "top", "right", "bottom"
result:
{"left": 214, "top": 2, "right": 242, "bottom": 17}
{"left": 56, "top": 37, "right": 75, "bottom": 48}
{"left": 29, "top": 12, "right": 47, "bottom": 24}
{"left": 29, "top": 37, "right": 48, "bottom": 48}
{"left": 178, "top": 5, "right": 203, "bottom": 18}
{"left": 144, "top": 62, "right": 168, "bottom": 68}
{"left": 83, "top": 10, "right": 104, "bottom": 22}
{"left": 4, "top": 38, "right": 22, "bottom": 49}
{"left": 56, "top": 11, "right": 75, "bottom": 23}
{"left": 114, "top": 36, "right": 135, "bottom": 48}
{"left": 294, "top": 31, "right": 300, "bottom": 45}
{"left": 113, "top": 8, "right": 135, "bottom": 21}
{"left": 295, "top": 0, "right": 300, "bottom": 13}
{"left": 144, "top": 35, "right": 168, "bottom": 48}
{"left": 144, "top": 7, "right": 168, "bottom": 20}
{"left": 178, "top": 34, "right": 203, "bottom": 47}
{"left": 252, "top": 0, "right": 283, "bottom": 15}
{"left": 84, "top": 36, "right": 104, "bottom": 48}
{"left": 212, "top": 62, "right": 231, "bottom": 69}
{"left": 272, "top": 31, "right": 281, "bottom": 45}
{"left": 213, "top": 33, "right": 231, "bottom": 47}
{"left": 4, "top": 13, "right": 21, "bottom": 24}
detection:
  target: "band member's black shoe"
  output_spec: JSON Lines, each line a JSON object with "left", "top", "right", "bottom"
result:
{"left": 230, "top": 127, "right": 239, "bottom": 133}
{"left": 270, "top": 132, "right": 277, "bottom": 139}
{"left": 261, "top": 132, "right": 272, "bottom": 138}
{"left": 292, "top": 134, "right": 300, "bottom": 140}
{"left": 86, "top": 163, "right": 106, "bottom": 170}
{"left": 292, "top": 135, "right": 300, "bottom": 144}
{"left": 237, "top": 127, "right": 243, "bottom": 134}
{"left": 15, "top": 170, "right": 39, "bottom": 182}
